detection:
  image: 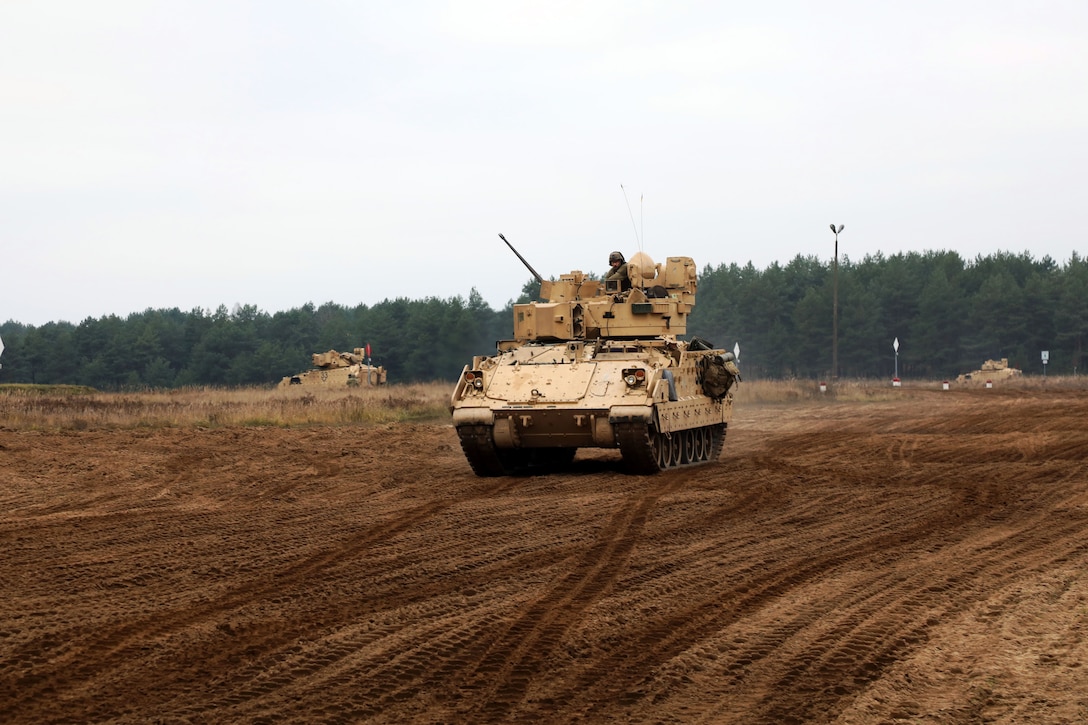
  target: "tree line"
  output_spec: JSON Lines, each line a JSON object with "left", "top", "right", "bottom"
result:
{"left": 693, "top": 249, "right": 1087, "bottom": 380}
{"left": 2, "top": 250, "right": 1085, "bottom": 389}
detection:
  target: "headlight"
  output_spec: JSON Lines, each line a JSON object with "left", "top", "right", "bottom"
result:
{"left": 465, "top": 370, "right": 484, "bottom": 389}
{"left": 622, "top": 368, "right": 646, "bottom": 387}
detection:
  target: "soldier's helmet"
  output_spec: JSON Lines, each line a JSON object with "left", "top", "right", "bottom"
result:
{"left": 609, "top": 251, "right": 625, "bottom": 264}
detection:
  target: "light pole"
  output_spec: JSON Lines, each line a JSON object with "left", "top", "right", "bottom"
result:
{"left": 830, "top": 224, "right": 844, "bottom": 380}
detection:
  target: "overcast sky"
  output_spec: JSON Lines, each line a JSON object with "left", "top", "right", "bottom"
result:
{"left": 3, "top": 1, "right": 1086, "bottom": 327}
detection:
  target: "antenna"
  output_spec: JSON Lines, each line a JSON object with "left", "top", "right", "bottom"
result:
{"left": 620, "top": 184, "right": 642, "bottom": 249}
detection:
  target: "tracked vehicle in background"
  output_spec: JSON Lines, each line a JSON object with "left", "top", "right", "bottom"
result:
{"left": 955, "top": 358, "right": 1023, "bottom": 384}
{"left": 449, "top": 235, "right": 740, "bottom": 476}
{"left": 278, "top": 347, "right": 387, "bottom": 388}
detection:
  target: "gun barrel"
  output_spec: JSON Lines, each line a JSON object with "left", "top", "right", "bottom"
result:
{"left": 499, "top": 233, "right": 544, "bottom": 284}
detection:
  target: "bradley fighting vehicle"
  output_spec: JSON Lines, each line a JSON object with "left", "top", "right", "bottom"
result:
{"left": 278, "top": 347, "right": 387, "bottom": 388}
{"left": 449, "top": 235, "right": 740, "bottom": 476}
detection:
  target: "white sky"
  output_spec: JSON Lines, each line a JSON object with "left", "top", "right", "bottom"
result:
{"left": 2, "top": 1, "right": 1086, "bottom": 326}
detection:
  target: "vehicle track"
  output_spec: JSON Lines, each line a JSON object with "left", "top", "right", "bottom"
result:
{"left": 2, "top": 391, "right": 1087, "bottom": 723}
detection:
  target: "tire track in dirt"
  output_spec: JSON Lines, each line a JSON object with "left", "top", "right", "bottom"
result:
{"left": 17, "top": 468, "right": 613, "bottom": 718}
{"left": 0, "top": 475, "right": 521, "bottom": 722}
{"left": 180, "top": 530, "right": 605, "bottom": 718}
{"left": 741, "top": 508, "right": 1088, "bottom": 724}
{"left": 394, "top": 473, "right": 690, "bottom": 722}
{"left": 129, "top": 468, "right": 676, "bottom": 722}
{"left": 520, "top": 404, "right": 1088, "bottom": 722}
{"left": 4, "top": 391, "right": 1088, "bottom": 723}
{"left": 191, "top": 475, "right": 642, "bottom": 721}
{"left": 536, "top": 497, "right": 961, "bottom": 720}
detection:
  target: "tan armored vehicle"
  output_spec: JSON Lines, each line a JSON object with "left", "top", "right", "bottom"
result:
{"left": 449, "top": 236, "right": 740, "bottom": 475}
{"left": 278, "top": 348, "right": 387, "bottom": 388}
{"left": 956, "top": 357, "right": 1023, "bottom": 384}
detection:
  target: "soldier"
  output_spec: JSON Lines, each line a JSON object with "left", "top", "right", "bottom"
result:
{"left": 604, "top": 251, "right": 631, "bottom": 291}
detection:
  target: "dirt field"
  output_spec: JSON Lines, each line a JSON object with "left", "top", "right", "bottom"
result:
{"left": 2, "top": 387, "right": 1087, "bottom": 723}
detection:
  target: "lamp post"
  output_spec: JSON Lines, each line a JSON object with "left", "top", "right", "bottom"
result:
{"left": 829, "top": 224, "right": 844, "bottom": 380}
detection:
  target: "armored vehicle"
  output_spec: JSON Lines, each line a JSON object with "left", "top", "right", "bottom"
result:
{"left": 449, "top": 236, "right": 740, "bottom": 476}
{"left": 956, "top": 357, "right": 1023, "bottom": 384}
{"left": 278, "top": 347, "right": 387, "bottom": 388}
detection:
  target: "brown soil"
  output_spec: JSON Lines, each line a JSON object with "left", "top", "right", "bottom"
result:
{"left": 2, "top": 388, "right": 1087, "bottom": 724}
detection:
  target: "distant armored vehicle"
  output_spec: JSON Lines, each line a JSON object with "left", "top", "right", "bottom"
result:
{"left": 956, "top": 358, "right": 1022, "bottom": 384}
{"left": 279, "top": 347, "right": 387, "bottom": 388}
{"left": 449, "top": 235, "right": 740, "bottom": 475}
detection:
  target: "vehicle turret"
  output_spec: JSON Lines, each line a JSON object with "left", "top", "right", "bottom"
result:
{"left": 512, "top": 252, "right": 697, "bottom": 342}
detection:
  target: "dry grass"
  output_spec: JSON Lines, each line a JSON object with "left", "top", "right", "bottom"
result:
{"left": 2, "top": 375, "right": 1084, "bottom": 431}
{"left": 733, "top": 374, "right": 1088, "bottom": 405}
{"left": 0, "top": 383, "right": 454, "bottom": 431}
